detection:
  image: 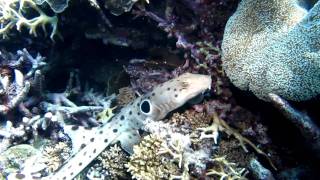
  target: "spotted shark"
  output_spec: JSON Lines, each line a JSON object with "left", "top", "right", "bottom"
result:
{"left": 24, "top": 73, "right": 211, "bottom": 180}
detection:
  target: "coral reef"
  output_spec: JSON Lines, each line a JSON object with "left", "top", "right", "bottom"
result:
{"left": 86, "top": 144, "right": 129, "bottom": 179}
{"left": 40, "top": 141, "right": 71, "bottom": 173}
{"left": 0, "top": 144, "right": 39, "bottom": 177}
{"left": 0, "top": 0, "right": 318, "bottom": 179}
{"left": 222, "top": 0, "right": 320, "bottom": 101}
{"left": 104, "top": 0, "right": 148, "bottom": 16}
{"left": 206, "top": 155, "right": 248, "bottom": 179}
{"left": 35, "top": 0, "right": 70, "bottom": 13}
{"left": 116, "top": 86, "right": 136, "bottom": 106}
{"left": 127, "top": 134, "right": 180, "bottom": 180}
{"left": 97, "top": 144, "right": 128, "bottom": 178}
{"left": 165, "top": 110, "right": 211, "bottom": 135}
{"left": 0, "top": 0, "right": 58, "bottom": 39}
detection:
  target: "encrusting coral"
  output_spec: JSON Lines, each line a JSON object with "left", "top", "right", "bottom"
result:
{"left": 0, "top": 0, "right": 58, "bottom": 39}
{"left": 222, "top": 0, "right": 320, "bottom": 101}
{"left": 167, "top": 110, "right": 212, "bottom": 132}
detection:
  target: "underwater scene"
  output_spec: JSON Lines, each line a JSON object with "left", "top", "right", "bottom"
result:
{"left": 0, "top": 0, "right": 320, "bottom": 179}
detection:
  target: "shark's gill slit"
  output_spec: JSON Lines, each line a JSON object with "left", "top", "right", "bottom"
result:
{"left": 140, "top": 99, "right": 151, "bottom": 115}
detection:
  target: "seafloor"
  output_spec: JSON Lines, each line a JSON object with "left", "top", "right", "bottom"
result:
{"left": 0, "top": 0, "right": 320, "bottom": 179}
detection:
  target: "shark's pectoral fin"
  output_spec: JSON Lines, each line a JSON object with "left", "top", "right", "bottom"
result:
{"left": 118, "top": 130, "right": 141, "bottom": 154}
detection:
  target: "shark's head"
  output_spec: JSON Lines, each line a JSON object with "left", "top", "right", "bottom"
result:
{"left": 138, "top": 73, "right": 212, "bottom": 120}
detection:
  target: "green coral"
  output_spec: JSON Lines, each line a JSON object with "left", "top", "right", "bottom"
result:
{"left": 0, "top": 0, "right": 58, "bottom": 39}
{"left": 0, "top": 144, "right": 39, "bottom": 176}
{"left": 222, "top": 0, "right": 320, "bottom": 101}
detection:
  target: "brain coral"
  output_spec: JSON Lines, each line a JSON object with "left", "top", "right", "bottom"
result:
{"left": 221, "top": 0, "right": 320, "bottom": 101}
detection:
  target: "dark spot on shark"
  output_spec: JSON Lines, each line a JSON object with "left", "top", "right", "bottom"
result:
{"left": 128, "top": 135, "right": 132, "bottom": 139}
{"left": 99, "top": 130, "right": 103, "bottom": 134}
{"left": 70, "top": 172, "right": 74, "bottom": 176}
{"left": 80, "top": 144, "right": 86, "bottom": 149}
{"left": 137, "top": 112, "right": 141, "bottom": 116}
{"left": 93, "top": 149, "right": 97, "bottom": 153}
{"left": 152, "top": 92, "right": 155, "bottom": 96}
{"left": 167, "top": 87, "right": 170, "bottom": 91}
{"left": 129, "top": 111, "right": 132, "bottom": 115}
{"left": 107, "top": 118, "right": 113, "bottom": 123}
{"left": 83, "top": 151, "right": 87, "bottom": 156}
{"left": 82, "top": 136, "right": 85, "bottom": 139}
{"left": 113, "top": 129, "right": 118, "bottom": 133}
{"left": 67, "top": 165, "right": 72, "bottom": 169}
{"left": 174, "top": 88, "right": 177, "bottom": 91}
{"left": 137, "top": 103, "right": 140, "bottom": 107}
{"left": 63, "top": 177, "right": 66, "bottom": 180}
{"left": 175, "top": 94, "right": 178, "bottom": 98}
{"left": 90, "top": 138, "right": 94, "bottom": 142}
{"left": 104, "top": 138, "right": 108, "bottom": 143}
{"left": 71, "top": 125, "right": 79, "bottom": 130}
{"left": 84, "top": 127, "right": 92, "bottom": 130}
{"left": 79, "top": 162, "right": 82, "bottom": 166}
{"left": 15, "top": 173, "right": 25, "bottom": 179}
{"left": 120, "top": 115, "right": 124, "bottom": 120}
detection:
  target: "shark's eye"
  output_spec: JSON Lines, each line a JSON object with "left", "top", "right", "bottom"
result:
{"left": 140, "top": 99, "right": 151, "bottom": 114}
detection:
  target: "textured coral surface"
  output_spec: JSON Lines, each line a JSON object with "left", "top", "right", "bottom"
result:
{"left": 222, "top": 0, "right": 320, "bottom": 101}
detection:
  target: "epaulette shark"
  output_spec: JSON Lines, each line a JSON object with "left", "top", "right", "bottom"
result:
{"left": 14, "top": 73, "right": 211, "bottom": 180}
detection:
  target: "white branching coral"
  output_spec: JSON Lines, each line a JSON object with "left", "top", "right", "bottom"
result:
{"left": 0, "top": 0, "right": 58, "bottom": 39}
{"left": 206, "top": 156, "right": 248, "bottom": 180}
{"left": 192, "top": 113, "right": 276, "bottom": 170}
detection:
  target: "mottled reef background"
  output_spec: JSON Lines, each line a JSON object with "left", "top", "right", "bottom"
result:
{"left": 1, "top": 0, "right": 320, "bottom": 179}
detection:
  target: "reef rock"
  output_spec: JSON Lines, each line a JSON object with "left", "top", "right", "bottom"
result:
{"left": 221, "top": 0, "right": 320, "bottom": 101}
{"left": 0, "top": 144, "right": 39, "bottom": 176}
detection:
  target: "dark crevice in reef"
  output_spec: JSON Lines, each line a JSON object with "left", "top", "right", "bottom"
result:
{"left": 230, "top": 84, "right": 320, "bottom": 177}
